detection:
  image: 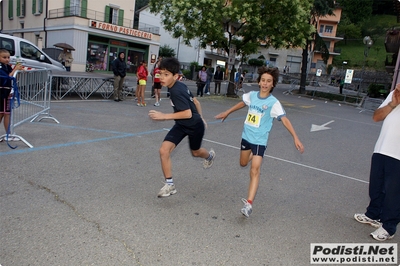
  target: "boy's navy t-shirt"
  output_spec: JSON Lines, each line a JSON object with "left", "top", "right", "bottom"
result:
{"left": 169, "top": 80, "right": 201, "bottom": 128}
{"left": 0, "top": 63, "right": 13, "bottom": 87}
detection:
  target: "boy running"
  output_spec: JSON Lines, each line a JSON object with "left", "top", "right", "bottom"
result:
{"left": 0, "top": 49, "right": 23, "bottom": 141}
{"left": 215, "top": 66, "right": 304, "bottom": 217}
{"left": 148, "top": 58, "right": 215, "bottom": 198}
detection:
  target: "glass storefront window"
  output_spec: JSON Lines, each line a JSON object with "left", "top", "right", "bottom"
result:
{"left": 87, "top": 42, "right": 109, "bottom": 71}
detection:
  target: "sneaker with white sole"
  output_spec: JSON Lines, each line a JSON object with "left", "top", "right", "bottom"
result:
{"left": 370, "top": 226, "right": 394, "bottom": 241}
{"left": 157, "top": 183, "right": 177, "bottom": 198}
{"left": 241, "top": 198, "right": 252, "bottom": 218}
{"left": 203, "top": 149, "right": 215, "bottom": 169}
{"left": 354, "top": 213, "right": 382, "bottom": 228}
{"left": 0, "top": 136, "right": 20, "bottom": 142}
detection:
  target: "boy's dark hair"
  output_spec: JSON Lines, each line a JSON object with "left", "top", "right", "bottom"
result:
{"left": 257, "top": 66, "right": 280, "bottom": 91}
{"left": 159, "top": 57, "right": 180, "bottom": 75}
{"left": 0, "top": 48, "right": 10, "bottom": 55}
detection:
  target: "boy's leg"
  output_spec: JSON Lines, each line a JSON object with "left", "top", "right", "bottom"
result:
{"left": 3, "top": 114, "right": 10, "bottom": 133}
{"left": 240, "top": 149, "right": 253, "bottom": 167}
{"left": 247, "top": 156, "right": 263, "bottom": 202}
{"left": 159, "top": 140, "right": 176, "bottom": 178}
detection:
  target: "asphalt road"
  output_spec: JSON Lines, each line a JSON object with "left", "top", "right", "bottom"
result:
{"left": 1, "top": 80, "right": 396, "bottom": 266}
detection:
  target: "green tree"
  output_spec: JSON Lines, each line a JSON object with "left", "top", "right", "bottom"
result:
{"left": 149, "top": 0, "right": 314, "bottom": 96}
{"left": 337, "top": 16, "right": 362, "bottom": 44}
{"left": 339, "top": 0, "right": 373, "bottom": 25}
{"left": 159, "top": 45, "right": 176, "bottom": 57}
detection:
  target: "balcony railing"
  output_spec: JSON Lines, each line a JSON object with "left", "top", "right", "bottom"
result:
{"left": 48, "top": 7, "right": 160, "bottom": 35}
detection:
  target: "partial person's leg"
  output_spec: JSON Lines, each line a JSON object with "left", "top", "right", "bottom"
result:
{"left": 380, "top": 155, "right": 400, "bottom": 235}
{"left": 118, "top": 77, "right": 125, "bottom": 100}
{"left": 113, "top": 76, "right": 121, "bottom": 100}
{"left": 366, "top": 154, "right": 385, "bottom": 220}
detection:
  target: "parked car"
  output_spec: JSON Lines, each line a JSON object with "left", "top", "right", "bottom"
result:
{"left": 0, "top": 33, "right": 66, "bottom": 71}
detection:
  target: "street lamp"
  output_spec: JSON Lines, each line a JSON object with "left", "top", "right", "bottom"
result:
{"left": 358, "top": 36, "right": 373, "bottom": 96}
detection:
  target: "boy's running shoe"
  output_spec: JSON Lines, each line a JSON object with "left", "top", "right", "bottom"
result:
{"left": 154, "top": 102, "right": 160, "bottom": 107}
{"left": 370, "top": 226, "right": 394, "bottom": 241}
{"left": 354, "top": 213, "right": 382, "bottom": 228}
{"left": 203, "top": 149, "right": 215, "bottom": 169}
{"left": 157, "top": 183, "right": 177, "bottom": 198}
{"left": 241, "top": 198, "right": 252, "bottom": 218}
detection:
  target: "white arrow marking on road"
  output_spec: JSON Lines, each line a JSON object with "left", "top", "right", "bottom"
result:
{"left": 310, "top": 120, "right": 335, "bottom": 132}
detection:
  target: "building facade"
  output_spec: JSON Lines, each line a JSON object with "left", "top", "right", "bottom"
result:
{"left": 1, "top": 0, "right": 160, "bottom": 72}
{"left": 311, "top": 7, "right": 343, "bottom": 74}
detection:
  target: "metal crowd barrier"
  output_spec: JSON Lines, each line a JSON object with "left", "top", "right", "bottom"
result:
{"left": 51, "top": 75, "right": 114, "bottom": 100}
{"left": 3, "top": 69, "right": 59, "bottom": 148}
{"left": 359, "top": 96, "right": 384, "bottom": 113}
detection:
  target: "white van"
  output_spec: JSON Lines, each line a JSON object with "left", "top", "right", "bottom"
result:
{"left": 0, "top": 34, "right": 66, "bottom": 71}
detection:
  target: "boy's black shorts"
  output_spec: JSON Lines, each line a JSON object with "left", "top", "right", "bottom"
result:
{"left": 241, "top": 138, "right": 266, "bottom": 157}
{"left": 0, "top": 87, "right": 12, "bottom": 114}
{"left": 164, "top": 120, "right": 205, "bottom": 151}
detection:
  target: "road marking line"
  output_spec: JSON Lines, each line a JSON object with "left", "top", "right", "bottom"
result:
{"left": 204, "top": 138, "right": 369, "bottom": 184}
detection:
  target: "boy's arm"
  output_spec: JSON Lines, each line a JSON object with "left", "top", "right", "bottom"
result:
{"left": 148, "top": 109, "right": 192, "bottom": 121}
{"left": 215, "top": 101, "right": 246, "bottom": 122}
{"left": 193, "top": 97, "right": 208, "bottom": 128}
{"left": 10, "top": 64, "right": 24, "bottom": 76}
{"left": 149, "top": 97, "right": 202, "bottom": 122}
{"left": 281, "top": 116, "right": 304, "bottom": 153}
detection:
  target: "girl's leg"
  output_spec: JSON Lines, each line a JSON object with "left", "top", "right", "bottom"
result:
{"left": 141, "top": 85, "right": 146, "bottom": 105}
{"left": 136, "top": 86, "right": 142, "bottom": 104}
{"left": 155, "top": 89, "right": 160, "bottom": 103}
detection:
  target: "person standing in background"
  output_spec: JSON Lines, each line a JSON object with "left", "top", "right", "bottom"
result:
{"left": 111, "top": 52, "right": 127, "bottom": 102}
{"left": 153, "top": 60, "right": 162, "bottom": 107}
{"left": 197, "top": 66, "right": 207, "bottom": 97}
{"left": 204, "top": 66, "right": 213, "bottom": 95}
{"left": 58, "top": 48, "right": 74, "bottom": 72}
{"left": 136, "top": 60, "right": 148, "bottom": 106}
{"left": 214, "top": 66, "right": 223, "bottom": 95}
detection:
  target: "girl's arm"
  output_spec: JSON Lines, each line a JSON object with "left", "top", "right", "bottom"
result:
{"left": 215, "top": 101, "right": 246, "bottom": 122}
{"left": 281, "top": 116, "right": 304, "bottom": 153}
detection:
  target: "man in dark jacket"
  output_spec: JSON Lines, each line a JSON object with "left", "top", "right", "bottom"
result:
{"left": 112, "top": 52, "right": 127, "bottom": 102}
{"left": 214, "top": 66, "right": 223, "bottom": 95}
